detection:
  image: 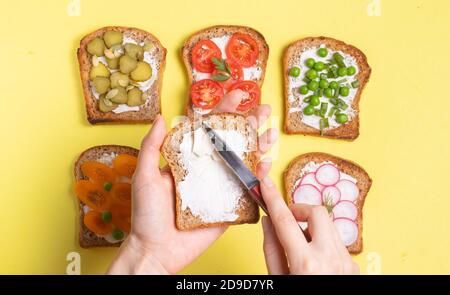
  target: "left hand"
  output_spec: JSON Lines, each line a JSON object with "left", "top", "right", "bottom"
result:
{"left": 107, "top": 90, "right": 278, "bottom": 274}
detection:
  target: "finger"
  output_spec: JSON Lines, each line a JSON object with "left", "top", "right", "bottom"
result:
{"left": 289, "top": 204, "right": 336, "bottom": 245}
{"left": 247, "top": 104, "right": 271, "bottom": 129}
{"left": 260, "top": 176, "right": 309, "bottom": 258}
{"left": 262, "top": 216, "right": 289, "bottom": 275}
{"left": 257, "top": 128, "right": 278, "bottom": 156}
{"left": 213, "top": 89, "right": 248, "bottom": 113}
{"left": 134, "top": 115, "right": 167, "bottom": 179}
{"left": 256, "top": 158, "right": 272, "bottom": 179}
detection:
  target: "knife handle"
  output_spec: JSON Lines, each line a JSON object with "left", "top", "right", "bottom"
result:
{"left": 249, "top": 184, "right": 270, "bottom": 216}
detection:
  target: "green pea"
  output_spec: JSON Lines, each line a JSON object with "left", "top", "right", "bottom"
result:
{"left": 289, "top": 66, "right": 301, "bottom": 77}
{"left": 347, "top": 66, "right": 356, "bottom": 76}
{"left": 338, "top": 67, "right": 347, "bottom": 77}
{"left": 303, "top": 105, "right": 315, "bottom": 116}
{"left": 319, "top": 79, "right": 329, "bottom": 89}
{"left": 317, "top": 48, "right": 328, "bottom": 57}
{"left": 340, "top": 86, "right": 350, "bottom": 97}
{"left": 336, "top": 113, "right": 348, "bottom": 124}
{"left": 324, "top": 88, "right": 333, "bottom": 98}
{"left": 103, "top": 182, "right": 112, "bottom": 191}
{"left": 305, "top": 58, "right": 315, "bottom": 68}
{"left": 305, "top": 69, "right": 318, "bottom": 80}
{"left": 329, "top": 81, "right": 339, "bottom": 89}
{"left": 314, "top": 61, "right": 325, "bottom": 71}
{"left": 307, "top": 80, "right": 319, "bottom": 91}
{"left": 102, "top": 211, "right": 112, "bottom": 223}
{"left": 112, "top": 229, "right": 125, "bottom": 240}
{"left": 299, "top": 85, "right": 309, "bottom": 95}
{"left": 309, "top": 95, "right": 320, "bottom": 106}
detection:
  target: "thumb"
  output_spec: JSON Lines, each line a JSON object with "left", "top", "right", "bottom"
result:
{"left": 213, "top": 89, "right": 248, "bottom": 113}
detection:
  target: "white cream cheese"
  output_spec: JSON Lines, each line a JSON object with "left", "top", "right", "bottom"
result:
{"left": 90, "top": 35, "right": 158, "bottom": 114}
{"left": 293, "top": 161, "right": 358, "bottom": 191}
{"left": 178, "top": 127, "right": 247, "bottom": 223}
{"left": 97, "top": 152, "right": 117, "bottom": 166}
{"left": 288, "top": 45, "right": 359, "bottom": 130}
{"left": 191, "top": 35, "right": 262, "bottom": 82}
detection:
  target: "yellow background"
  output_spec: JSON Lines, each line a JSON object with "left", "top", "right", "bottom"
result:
{"left": 0, "top": 0, "right": 449, "bottom": 274}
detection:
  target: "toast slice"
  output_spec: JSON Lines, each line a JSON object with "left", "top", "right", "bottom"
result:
{"left": 77, "top": 26, "right": 166, "bottom": 124}
{"left": 284, "top": 152, "right": 372, "bottom": 254}
{"left": 162, "top": 113, "right": 260, "bottom": 230}
{"left": 74, "top": 145, "right": 139, "bottom": 248}
{"left": 284, "top": 37, "right": 371, "bottom": 139}
{"left": 182, "top": 25, "right": 269, "bottom": 117}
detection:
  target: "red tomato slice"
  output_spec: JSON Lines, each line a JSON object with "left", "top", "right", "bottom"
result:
{"left": 212, "top": 59, "right": 244, "bottom": 90}
{"left": 229, "top": 81, "right": 260, "bottom": 112}
{"left": 190, "top": 79, "right": 224, "bottom": 109}
{"left": 225, "top": 33, "right": 259, "bottom": 68}
{"left": 192, "top": 40, "right": 222, "bottom": 73}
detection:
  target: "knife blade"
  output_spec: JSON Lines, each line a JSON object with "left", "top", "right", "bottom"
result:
{"left": 201, "top": 122, "right": 269, "bottom": 215}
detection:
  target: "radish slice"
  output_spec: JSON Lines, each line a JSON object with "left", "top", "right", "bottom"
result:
{"left": 332, "top": 201, "right": 358, "bottom": 220}
{"left": 335, "top": 179, "right": 359, "bottom": 202}
{"left": 293, "top": 184, "right": 322, "bottom": 205}
{"left": 315, "top": 164, "right": 340, "bottom": 186}
{"left": 300, "top": 172, "right": 324, "bottom": 191}
{"left": 334, "top": 218, "right": 358, "bottom": 246}
{"left": 322, "top": 186, "right": 341, "bottom": 206}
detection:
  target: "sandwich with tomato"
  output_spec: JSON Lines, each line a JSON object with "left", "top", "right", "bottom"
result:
{"left": 182, "top": 25, "right": 269, "bottom": 116}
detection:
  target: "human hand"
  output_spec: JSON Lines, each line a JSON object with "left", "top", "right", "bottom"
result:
{"left": 108, "top": 90, "right": 278, "bottom": 274}
{"left": 259, "top": 176, "right": 360, "bottom": 275}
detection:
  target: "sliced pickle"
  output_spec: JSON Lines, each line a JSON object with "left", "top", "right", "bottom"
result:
{"left": 107, "top": 87, "right": 128, "bottom": 104}
{"left": 130, "top": 61, "right": 152, "bottom": 81}
{"left": 127, "top": 88, "right": 144, "bottom": 106}
{"left": 110, "top": 72, "right": 130, "bottom": 88}
{"left": 119, "top": 55, "right": 138, "bottom": 74}
{"left": 93, "top": 77, "right": 110, "bottom": 94}
{"left": 86, "top": 37, "right": 105, "bottom": 56}
{"left": 124, "top": 43, "right": 143, "bottom": 61}
{"left": 103, "top": 31, "right": 123, "bottom": 48}
{"left": 106, "top": 57, "right": 119, "bottom": 69}
{"left": 98, "top": 95, "right": 117, "bottom": 112}
{"left": 89, "top": 62, "right": 110, "bottom": 80}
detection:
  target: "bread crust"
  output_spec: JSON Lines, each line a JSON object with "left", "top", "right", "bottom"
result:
{"left": 284, "top": 152, "right": 372, "bottom": 254}
{"left": 74, "top": 145, "right": 139, "bottom": 248}
{"left": 77, "top": 26, "right": 166, "bottom": 124}
{"left": 181, "top": 25, "right": 269, "bottom": 118}
{"left": 161, "top": 113, "right": 260, "bottom": 230}
{"left": 283, "top": 37, "right": 371, "bottom": 140}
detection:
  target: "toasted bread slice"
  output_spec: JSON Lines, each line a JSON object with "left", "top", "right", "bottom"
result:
{"left": 74, "top": 145, "right": 139, "bottom": 248}
{"left": 182, "top": 25, "right": 269, "bottom": 117}
{"left": 284, "top": 37, "right": 371, "bottom": 139}
{"left": 77, "top": 26, "right": 166, "bottom": 124}
{"left": 162, "top": 113, "right": 259, "bottom": 230}
{"left": 284, "top": 152, "right": 372, "bottom": 253}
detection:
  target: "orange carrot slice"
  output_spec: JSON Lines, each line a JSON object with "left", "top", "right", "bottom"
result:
{"left": 84, "top": 211, "right": 113, "bottom": 235}
{"left": 111, "top": 183, "right": 132, "bottom": 206}
{"left": 75, "top": 180, "right": 112, "bottom": 211}
{"left": 113, "top": 154, "right": 138, "bottom": 178}
{"left": 81, "top": 161, "right": 116, "bottom": 184}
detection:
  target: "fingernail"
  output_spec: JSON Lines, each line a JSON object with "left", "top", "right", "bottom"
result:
{"left": 262, "top": 176, "right": 274, "bottom": 187}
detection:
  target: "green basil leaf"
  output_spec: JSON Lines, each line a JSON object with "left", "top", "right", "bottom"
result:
{"left": 212, "top": 73, "right": 230, "bottom": 81}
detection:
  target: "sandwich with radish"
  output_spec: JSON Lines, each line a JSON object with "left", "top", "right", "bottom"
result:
{"left": 284, "top": 152, "right": 372, "bottom": 253}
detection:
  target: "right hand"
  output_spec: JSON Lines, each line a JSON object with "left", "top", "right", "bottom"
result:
{"left": 259, "top": 174, "right": 360, "bottom": 275}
